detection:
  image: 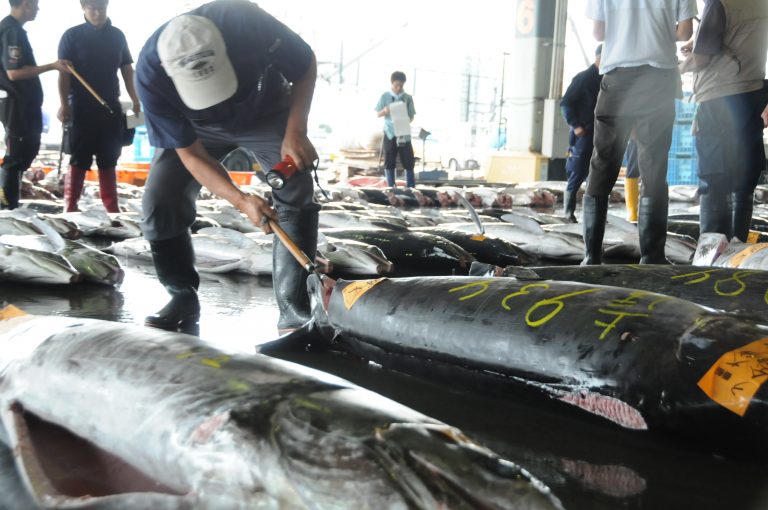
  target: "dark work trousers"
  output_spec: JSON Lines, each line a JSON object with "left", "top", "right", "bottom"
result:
{"left": 625, "top": 138, "right": 640, "bottom": 179}
{"left": 586, "top": 66, "right": 678, "bottom": 200}
{"left": 565, "top": 129, "right": 593, "bottom": 192}
{"left": 383, "top": 135, "right": 415, "bottom": 187}
{"left": 0, "top": 108, "right": 42, "bottom": 210}
{"left": 69, "top": 106, "right": 124, "bottom": 169}
{"left": 696, "top": 88, "right": 767, "bottom": 198}
{"left": 141, "top": 109, "right": 319, "bottom": 242}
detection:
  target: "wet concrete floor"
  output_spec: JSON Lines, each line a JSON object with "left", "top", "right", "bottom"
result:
{"left": 1, "top": 255, "right": 768, "bottom": 509}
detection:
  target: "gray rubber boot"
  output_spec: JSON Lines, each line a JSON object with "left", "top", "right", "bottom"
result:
{"left": 638, "top": 196, "right": 670, "bottom": 264}
{"left": 563, "top": 190, "right": 578, "bottom": 223}
{"left": 273, "top": 207, "right": 319, "bottom": 333}
{"left": 699, "top": 191, "right": 731, "bottom": 239}
{"left": 731, "top": 191, "right": 754, "bottom": 242}
{"left": 145, "top": 232, "right": 201, "bottom": 334}
{"left": 581, "top": 195, "right": 608, "bottom": 265}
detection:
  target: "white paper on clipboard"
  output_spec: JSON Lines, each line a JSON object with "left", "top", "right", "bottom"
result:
{"left": 125, "top": 111, "right": 145, "bottom": 129}
{"left": 388, "top": 101, "right": 411, "bottom": 138}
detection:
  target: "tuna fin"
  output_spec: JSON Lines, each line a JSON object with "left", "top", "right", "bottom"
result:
{"left": 442, "top": 186, "right": 485, "bottom": 235}
{"left": 468, "top": 261, "right": 497, "bottom": 277}
{"left": 257, "top": 321, "right": 324, "bottom": 355}
{"left": 500, "top": 213, "right": 546, "bottom": 235}
{"left": 503, "top": 266, "right": 543, "bottom": 280}
{"left": 558, "top": 389, "right": 648, "bottom": 430}
{"left": 29, "top": 217, "right": 66, "bottom": 253}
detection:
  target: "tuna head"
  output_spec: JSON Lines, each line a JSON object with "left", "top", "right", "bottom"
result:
{"left": 244, "top": 386, "right": 564, "bottom": 509}
{"left": 0, "top": 243, "right": 81, "bottom": 285}
{"left": 324, "top": 238, "right": 394, "bottom": 276}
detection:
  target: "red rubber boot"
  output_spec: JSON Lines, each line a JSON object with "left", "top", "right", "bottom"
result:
{"left": 64, "top": 166, "right": 86, "bottom": 212}
{"left": 98, "top": 167, "right": 119, "bottom": 213}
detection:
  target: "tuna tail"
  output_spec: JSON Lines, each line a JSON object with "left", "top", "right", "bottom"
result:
{"left": 368, "top": 423, "right": 564, "bottom": 510}
{"left": 256, "top": 274, "right": 335, "bottom": 354}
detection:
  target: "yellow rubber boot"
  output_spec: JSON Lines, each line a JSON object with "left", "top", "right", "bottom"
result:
{"left": 625, "top": 177, "right": 639, "bottom": 223}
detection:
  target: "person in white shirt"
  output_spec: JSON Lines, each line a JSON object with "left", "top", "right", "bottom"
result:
{"left": 582, "top": 0, "right": 696, "bottom": 265}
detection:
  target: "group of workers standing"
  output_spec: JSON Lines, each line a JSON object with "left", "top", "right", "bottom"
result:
{"left": 0, "top": 0, "right": 319, "bottom": 334}
{"left": 0, "top": 0, "right": 138, "bottom": 213}
{"left": 561, "top": 0, "right": 768, "bottom": 265}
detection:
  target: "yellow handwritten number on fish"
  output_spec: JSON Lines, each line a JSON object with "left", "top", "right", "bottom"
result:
{"left": 502, "top": 285, "right": 602, "bottom": 327}
{"left": 713, "top": 271, "right": 760, "bottom": 297}
{"left": 448, "top": 280, "right": 494, "bottom": 301}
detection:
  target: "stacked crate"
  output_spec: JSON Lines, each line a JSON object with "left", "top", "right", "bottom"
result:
{"left": 667, "top": 97, "right": 698, "bottom": 185}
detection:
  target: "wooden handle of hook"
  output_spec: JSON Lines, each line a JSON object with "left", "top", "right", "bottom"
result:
{"left": 269, "top": 220, "right": 316, "bottom": 273}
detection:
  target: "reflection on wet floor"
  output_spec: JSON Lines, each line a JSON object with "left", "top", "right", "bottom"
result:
{"left": 1, "top": 259, "right": 768, "bottom": 510}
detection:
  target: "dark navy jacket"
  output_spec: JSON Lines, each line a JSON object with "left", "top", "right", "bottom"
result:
{"left": 136, "top": 0, "right": 313, "bottom": 149}
{"left": 58, "top": 18, "right": 132, "bottom": 112}
{"left": 0, "top": 15, "right": 42, "bottom": 107}
{"left": 560, "top": 64, "right": 601, "bottom": 133}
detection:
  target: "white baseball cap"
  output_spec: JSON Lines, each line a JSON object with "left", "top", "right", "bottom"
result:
{"left": 157, "top": 15, "right": 238, "bottom": 110}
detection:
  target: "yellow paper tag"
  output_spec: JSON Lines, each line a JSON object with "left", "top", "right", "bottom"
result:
{"left": 746, "top": 231, "right": 761, "bottom": 244}
{"left": 697, "top": 337, "right": 768, "bottom": 416}
{"left": 0, "top": 305, "right": 27, "bottom": 320}
{"left": 728, "top": 244, "right": 768, "bottom": 268}
{"left": 342, "top": 279, "right": 386, "bottom": 310}
{"left": 470, "top": 234, "right": 487, "bottom": 242}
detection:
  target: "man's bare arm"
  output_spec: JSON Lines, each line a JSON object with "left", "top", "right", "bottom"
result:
{"left": 676, "top": 18, "right": 694, "bottom": 41}
{"left": 176, "top": 140, "right": 277, "bottom": 232}
{"left": 593, "top": 20, "right": 605, "bottom": 41}
{"left": 7, "top": 60, "right": 70, "bottom": 81}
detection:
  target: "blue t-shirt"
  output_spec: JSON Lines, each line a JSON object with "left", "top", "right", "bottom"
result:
{"left": 586, "top": 0, "right": 698, "bottom": 74}
{"left": 58, "top": 19, "right": 133, "bottom": 111}
{"left": 136, "top": 0, "right": 313, "bottom": 149}
{"left": 374, "top": 91, "right": 416, "bottom": 141}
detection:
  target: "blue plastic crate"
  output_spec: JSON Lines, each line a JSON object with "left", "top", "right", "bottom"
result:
{"left": 675, "top": 98, "right": 697, "bottom": 123}
{"left": 667, "top": 155, "right": 698, "bottom": 185}
{"left": 669, "top": 123, "right": 696, "bottom": 156}
{"left": 132, "top": 126, "right": 155, "bottom": 163}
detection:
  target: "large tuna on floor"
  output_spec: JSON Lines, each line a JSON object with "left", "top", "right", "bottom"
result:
{"left": 0, "top": 243, "right": 81, "bottom": 285}
{"left": 303, "top": 274, "right": 768, "bottom": 456}
{"left": 413, "top": 226, "right": 538, "bottom": 267}
{"left": 470, "top": 263, "right": 768, "bottom": 319}
{"left": 320, "top": 228, "right": 475, "bottom": 276}
{"left": 0, "top": 307, "right": 562, "bottom": 509}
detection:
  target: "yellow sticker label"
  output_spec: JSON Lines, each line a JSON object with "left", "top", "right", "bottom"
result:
{"left": 747, "top": 231, "right": 761, "bottom": 244}
{"left": 342, "top": 278, "right": 386, "bottom": 310}
{"left": 728, "top": 244, "right": 768, "bottom": 268}
{"left": 0, "top": 305, "right": 27, "bottom": 320}
{"left": 470, "top": 234, "right": 487, "bottom": 242}
{"left": 697, "top": 337, "right": 768, "bottom": 416}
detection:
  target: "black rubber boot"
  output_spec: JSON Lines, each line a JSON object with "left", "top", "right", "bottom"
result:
{"left": 273, "top": 207, "right": 319, "bottom": 333}
{"left": 145, "top": 232, "right": 201, "bottom": 333}
{"left": 731, "top": 191, "right": 754, "bottom": 243}
{"left": 0, "top": 168, "right": 20, "bottom": 210}
{"left": 581, "top": 195, "right": 608, "bottom": 265}
{"left": 699, "top": 191, "right": 731, "bottom": 239}
{"left": 563, "top": 190, "right": 578, "bottom": 223}
{"left": 638, "top": 196, "right": 670, "bottom": 264}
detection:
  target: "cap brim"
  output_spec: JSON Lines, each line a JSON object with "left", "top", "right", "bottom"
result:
{"left": 171, "top": 56, "right": 238, "bottom": 111}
